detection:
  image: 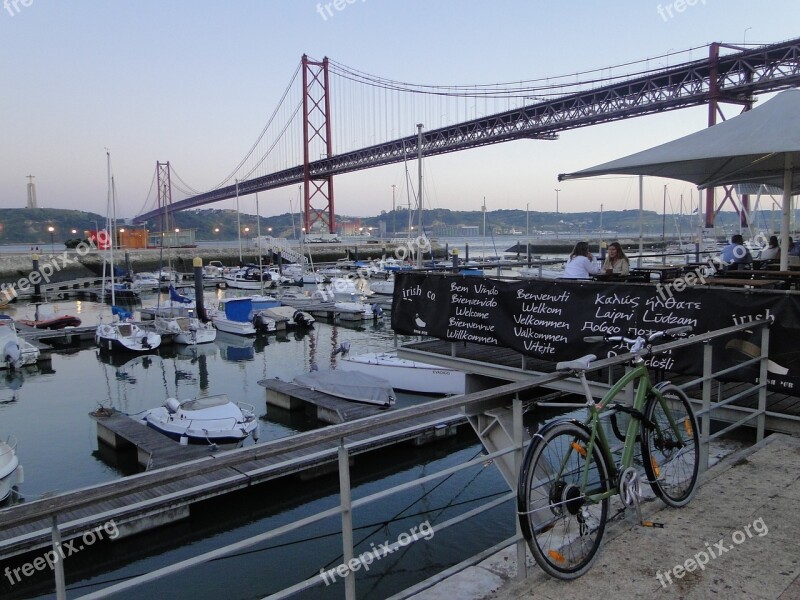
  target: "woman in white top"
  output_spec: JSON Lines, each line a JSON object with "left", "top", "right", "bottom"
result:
{"left": 562, "top": 241, "right": 601, "bottom": 278}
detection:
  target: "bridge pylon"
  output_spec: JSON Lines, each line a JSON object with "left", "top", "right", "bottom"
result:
{"left": 302, "top": 55, "right": 335, "bottom": 234}
{"left": 156, "top": 161, "right": 173, "bottom": 233}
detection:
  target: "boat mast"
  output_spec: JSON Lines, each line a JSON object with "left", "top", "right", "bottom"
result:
{"left": 256, "top": 193, "right": 264, "bottom": 295}
{"left": 416, "top": 123, "right": 423, "bottom": 268}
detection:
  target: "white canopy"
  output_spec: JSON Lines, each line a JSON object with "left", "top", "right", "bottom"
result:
{"left": 559, "top": 88, "right": 800, "bottom": 268}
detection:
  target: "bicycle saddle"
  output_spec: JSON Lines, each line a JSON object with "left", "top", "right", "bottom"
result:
{"left": 556, "top": 354, "right": 597, "bottom": 372}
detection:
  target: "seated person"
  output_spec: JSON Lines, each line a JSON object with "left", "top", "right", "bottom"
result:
{"left": 789, "top": 236, "right": 800, "bottom": 257}
{"left": 758, "top": 235, "right": 780, "bottom": 262}
{"left": 719, "top": 234, "right": 752, "bottom": 270}
{"left": 601, "top": 242, "right": 630, "bottom": 275}
{"left": 561, "top": 241, "right": 601, "bottom": 278}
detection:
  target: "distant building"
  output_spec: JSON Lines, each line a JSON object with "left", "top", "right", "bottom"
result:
{"left": 26, "top": 175, "right": 37, "bottom": 209}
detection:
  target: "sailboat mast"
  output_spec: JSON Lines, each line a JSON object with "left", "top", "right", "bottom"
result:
{"left": 256, "top": 193, "right": 263, "bottom": 295}
{"left": 416, "top": 123, "right": 423, "bottom": 268}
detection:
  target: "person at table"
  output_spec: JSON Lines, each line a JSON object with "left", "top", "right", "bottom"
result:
{"left": 561, "top": 241, "right": 601, "bottom": 278}
{"left": 758, "top": 235, "right": 780, "bottom": 262}
{"left": 601, "top": 242, "right": 630, "bottom": 275}
{"left": 720, "top": 234, "right": 752, "bottom": 270}
{"left": 789, "top": 236, "right": 800, "bottom": 257}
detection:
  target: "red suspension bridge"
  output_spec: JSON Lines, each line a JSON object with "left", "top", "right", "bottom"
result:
{"left": 134, "top": 38, "right": 800, "bottom": 232}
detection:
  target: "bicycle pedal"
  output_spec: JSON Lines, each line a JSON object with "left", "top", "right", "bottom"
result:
{"left": 641, "top": 520, "right": 665, "bottom": 529}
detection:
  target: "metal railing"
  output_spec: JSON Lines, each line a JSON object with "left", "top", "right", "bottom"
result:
{"left": 0, "top": 320, "right": 771, "bottom": 599}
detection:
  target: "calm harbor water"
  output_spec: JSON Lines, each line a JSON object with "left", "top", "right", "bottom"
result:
{"left": 0, "top": 291, "right": 522, "bottom": 599}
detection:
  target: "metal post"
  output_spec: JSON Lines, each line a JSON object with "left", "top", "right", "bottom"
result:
{"left": 701, "top": 342, "right": 713, "bottom": 472}
{"left": 338, "top": 442, "right": 356, "bottom": 600}
{"left": 32, "top": 254, "right": 41, "bottom": 299}
{"left": 193, "top": 258, "right": 206, "bottom": 322}
{"left": 757, "top": 325, "right": 769, "bottom": 442}
{"left": 51, "top": 516, "right": 67, "bottom": 600}
{"left": 512, "top": 395, "right": 527, "bottom": 581}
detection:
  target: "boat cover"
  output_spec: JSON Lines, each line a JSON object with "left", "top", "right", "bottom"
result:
{"left": 293, "top": 370, "right": 394, "bottom": 404}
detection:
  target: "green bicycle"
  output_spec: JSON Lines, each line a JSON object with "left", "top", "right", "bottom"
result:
{"left": 517, "top": 326, "right": 700, "bottom": 579}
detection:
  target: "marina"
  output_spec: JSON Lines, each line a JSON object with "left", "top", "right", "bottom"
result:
{"left": 3, "top": 6, "right": 800, "bottom": 597}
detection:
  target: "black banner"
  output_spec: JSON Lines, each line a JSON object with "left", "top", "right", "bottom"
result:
{"left": 391, "top": 272, "right": 800, "bottom": 395}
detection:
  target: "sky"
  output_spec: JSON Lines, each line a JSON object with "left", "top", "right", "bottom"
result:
{"left": 1, "top": 0, "right": 797, "bottom": 222}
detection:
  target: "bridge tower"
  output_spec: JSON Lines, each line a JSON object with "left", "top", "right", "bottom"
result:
{"left": 704, "top": 42, "right": 754, "bottom": 229}
{"left": 302, "top": 55, "right": 335, "bottom": 234}
{"left": 156, "top": 162, "right": 173, "bottom": 234}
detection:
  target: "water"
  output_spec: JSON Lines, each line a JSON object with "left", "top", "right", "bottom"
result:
{"left": 0, "top": 293, "right": 520, "bottom": 599}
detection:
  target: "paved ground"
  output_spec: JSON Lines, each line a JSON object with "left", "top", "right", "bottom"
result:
{"left": 410, "top": 433, "right": 800, "bottom": 600}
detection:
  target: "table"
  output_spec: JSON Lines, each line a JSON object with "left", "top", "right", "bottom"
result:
{"left": 630, "top": 264, "right": 685, "bottom": 283}
{"left": 695, "top": 277, "right": 784, "bottom": 289}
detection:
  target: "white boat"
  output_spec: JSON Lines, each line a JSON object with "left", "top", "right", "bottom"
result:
{"left": 334, "top": 298, "right": 384, "bottom": 321}
{"left": 258, "top": 305, "right": 315, "bottom": 329}
{"left": 130, "top": 272, "right": 161, "bottom": 291}
{"left": 96, "top": 318, "right": 162, "bottom": 353}
{"left": 0, "top": 435, "right": 23, "bottom": 502}
{"left": 207, "top": 297, "right": 267, "bottom": 336}
{"left": 0, "top": 316, "right": 40, "bottom": 369}
{"left": 368, "top": 276, "right": 395, "bottom": 295}
{"left": 339, "top": 351, "right": 466, "bottom": 395}
{"left": 282, "top": 264, "right": 326, "bottom": 285}
{"left": 155, "top": 316, "right": 217, "bottom": 345}
{"left": 293, "top": 370, "right": 395, "bottom": 407}
{"left": 223, "top": 266, "right": 275, "bottom": 290}
{"left": 140, "top": 394, "right": 259, "bottom": 443}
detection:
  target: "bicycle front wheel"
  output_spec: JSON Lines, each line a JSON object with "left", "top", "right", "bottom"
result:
{"left": 517, "top": 421, "right": 611, "bottom": 579}
{"left": 641, "top": 386, "right": 699, "bottom": 507}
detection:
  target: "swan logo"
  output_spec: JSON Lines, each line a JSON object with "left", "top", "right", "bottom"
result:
{"left": 414, "top": 314, "right": 426, "bottom": 329}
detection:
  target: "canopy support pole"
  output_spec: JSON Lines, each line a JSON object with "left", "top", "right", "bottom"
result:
{"left": 780, "top": 154, "right": 793, "bottom": 271}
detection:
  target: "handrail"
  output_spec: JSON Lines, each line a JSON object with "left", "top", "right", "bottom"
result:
{"left": 0, "top": 319, "right": 772, "bottom": 600}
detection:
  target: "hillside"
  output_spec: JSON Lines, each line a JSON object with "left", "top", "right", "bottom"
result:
{"left": 0, "top": 206, "right": 789, "bottom": 244}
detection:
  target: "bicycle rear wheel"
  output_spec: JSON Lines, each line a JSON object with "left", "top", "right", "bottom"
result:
{"left": 641, "top": 386, "right": 699, "bottom": 507}
{"left": 517, "top": 421, "right": 611, "bottom": 579}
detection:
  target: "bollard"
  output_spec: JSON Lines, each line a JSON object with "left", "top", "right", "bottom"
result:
{"left": 193, "top": 257, "right": 207, "bottom": 322}
{"left": 452, "top": 248, "right": 459, "bottom": 272}
{"left": 527, "top": 242, "right": 532, "bottom": 268}
{"left": 277, "top": 251, "right": 282, "bottom": 274}
{"left": 465, "top": 243, "right": 469, "bottom": 264}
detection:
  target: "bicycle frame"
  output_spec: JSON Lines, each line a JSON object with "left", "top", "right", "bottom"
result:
{"left": 571, "top": 363, "right": 683, "bottom": 504}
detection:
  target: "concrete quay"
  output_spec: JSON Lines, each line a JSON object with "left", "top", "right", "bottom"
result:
{"left": 410, "top": 433, "right": 800, "bottom": 600}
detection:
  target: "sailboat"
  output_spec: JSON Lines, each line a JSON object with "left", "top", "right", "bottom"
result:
{"left": 95, "top": 151, "right": 161, "bottom": 353}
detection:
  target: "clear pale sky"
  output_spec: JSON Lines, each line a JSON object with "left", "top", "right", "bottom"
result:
{"left": 1, "top": 0, "right": 797, "bottom": 220}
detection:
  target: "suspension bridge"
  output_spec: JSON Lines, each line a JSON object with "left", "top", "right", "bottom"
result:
{"left": 134, "top": 38, "right": 800, "bottom": 232}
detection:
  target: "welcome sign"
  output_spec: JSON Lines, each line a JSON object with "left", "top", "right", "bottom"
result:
{"left": 391, "top": 272, "right": 800, "bottom": 394}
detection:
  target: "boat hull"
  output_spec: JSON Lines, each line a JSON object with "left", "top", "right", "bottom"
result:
{"left": 141, "top": 396, "right": 259, "bottom": 443}
{"left": 339, "top": 352, "right": 466, "bottom": 395}
{"left": 211, "top": 318, "right": 257, "bottom": 336}
{"left": 96, "top": 323, "right": 162, "bottom": 353}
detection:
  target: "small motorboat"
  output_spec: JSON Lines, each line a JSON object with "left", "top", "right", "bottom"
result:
{"left": 257, "top": 305, "right": 315, "bottom": 330}
{"left": 0, "top": 316, "right": 40, "bottom": 369}
{"left": 141, "top": 394, "right": 259, "bottom": 443}
{"left": 0, "top": 435, "right": 23, "bottom": 502}
{"left": 293, "top": 369, "right": 395, "bottom": 407}
{"left": 96, "top": 306, "right": 162, "bottom": 353}
{"left": 339, "top": 350, "right": 466, "bottom": 395}
{"left": 155, "top": 316, "right": 217, "bottom": 345}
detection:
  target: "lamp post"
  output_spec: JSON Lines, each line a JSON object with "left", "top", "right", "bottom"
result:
{"left": 554, "top": 189, "right": 561, "bottom": 239}
{"left": 526, "top": 202, "right": 529, "bottom": 237}
{"left": 48, "top": 226, "right": 55, "bottom": 252}
{"left": 554, "top": 189, "right": 560, "bottom": 215}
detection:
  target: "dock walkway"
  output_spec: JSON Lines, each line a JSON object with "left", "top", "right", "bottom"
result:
{"left": 408, "top": 433, "right": 800, "bottom": 600}
{"left": 0, "top": 403, "right": 466, "bottom": 561}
